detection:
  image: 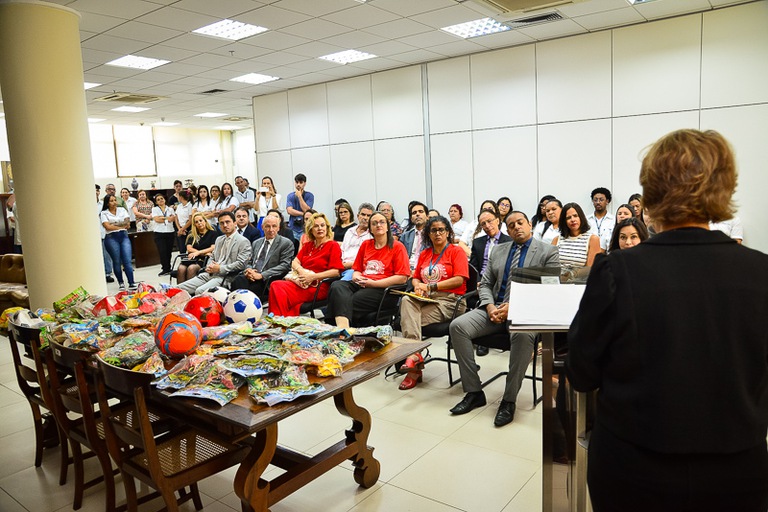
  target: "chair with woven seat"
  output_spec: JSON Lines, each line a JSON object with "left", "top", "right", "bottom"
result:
{"left": 96, "top": 358, "right": 250, "bottom": 512}
{"left": 46, "top": 340, "right": 121, "bottom": 511}
{"left": 6, "top": 319, "right": 62, "bottom": 467}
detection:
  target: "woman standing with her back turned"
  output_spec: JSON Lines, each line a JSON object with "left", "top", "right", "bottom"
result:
{"left": 567, "top": 129, "right": 768, "bottom": 512}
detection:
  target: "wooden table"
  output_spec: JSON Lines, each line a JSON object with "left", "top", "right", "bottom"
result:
{"left": 151, "top": 337, "right": 430, "bottom": 512}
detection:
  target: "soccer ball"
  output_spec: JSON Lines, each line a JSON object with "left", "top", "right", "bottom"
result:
{"left": 203, "top": 286, "right": 230, "bottom": 305}
{"left": 223, "top": 289, "right": 263, "bottom": 324}
{"left": 183, "top": 295, "right": 224, "bottom": 327}
{"left": 154, "top": 311, "right": 203, "bottom": 358}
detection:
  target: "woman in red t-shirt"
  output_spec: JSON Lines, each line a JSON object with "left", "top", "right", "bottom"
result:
{"left": 326, "top": 211, "right": 410, "bottom": 328}
{"left": 398, "top": 215, "right": 469, "bottom": 390}
{"left": 268, "top": 212, "right": 344, "bottom": 316}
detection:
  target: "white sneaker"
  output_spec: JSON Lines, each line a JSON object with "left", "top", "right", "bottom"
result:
{"left": 118, "top": 283, "right": 126, "bottom": 291}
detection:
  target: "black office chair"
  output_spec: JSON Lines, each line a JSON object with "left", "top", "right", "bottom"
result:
{"left": 298, "top": 276, "right": 341, "bottom": 319}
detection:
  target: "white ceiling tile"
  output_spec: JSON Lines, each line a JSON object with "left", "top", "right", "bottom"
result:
{"left": 285, "top": 41, "right": 346, "bottom": 58}
{"left": 236, "top": 5, "right": 312, "bottom": 30}
{"left": 108, "top": 77, "right": 166, "bottom": 90}
{"left": 279, "top": 18, "right": 354, "bottom": 39}
{"left": 573, "top": 7, "right": 646, "bottom": 31}
{"left": 357, "top": 40, "right": 418, "bottom": 57}
{"left": 179, "top": 53, "right": 240, "bottom": 69}
{"left": 240, "top": 31, "right": 310, "bottom": 51}
{"left": 388, "top": 49, "right": 447, "bottom": 64}
{"left": 163, "top": 33, "right": 231, "bottom": 52}
{"left": 373, "top": 0, "right": 455, "bottom": 18}
{"left": 173, "top": 0, "right": 262, "bottom": 18}
{"left": 279, "top": 57, "right": 342, "bottom": 73}
{"left": 156, "top": 62, "right": 211, "bottom": 77}
{"left": 104, "top": 21, "right": 183, "bottom": 44}
{"left": 81, "top": 47, "right": 125, "bottom": 65}
{"left": 426, "top": 39, "right": 487, "bottom": 58}
{"left": 138, "top": 44, "right": 199, "bottom": 61}
{"left": 398, "top": 30, "right": 459, "bottom": 48}
{"left": 633, "top": 0, "right": 712, "bottom": 20}
{"left": 321, "top": 5, "right": 401, "bottom": 29}
{"left": 411, "top": 5, "right": 492, "bottom": 29}
{"left": 251, "top": 51, "right": 307, "bottom": 66}
{"left": 556, "top": 0, "right": 631, "bottom": 17}
{"left": 84, "top": 64, "right": 143, "bottom": 79}
{"left": 134, "top": 6, "right": 219, "bottom": 31}
{"left": 470, "top": 29, "right": 535, "bottom": 49}
{"left": 321, "top": 30, "right": 386, "bottom": 49}
{"left": 68, "top": 0, "right": 161, "bottom": 19}
{"left": 78, "top": 12, "right": 126, "bottom": 33}
{"left": 708, "top": 0, "right": 754, "bottom": 6}
{"left": 345, "top": 57, "right": 404, "bottom": 71}
{"left": 362, "top": 18, "right": 434, "bottom": 39}
{"left": 80, "top": 30, "right": 97, "bottom": 42}
{"left": 516, "top": 18, "right": 589, "bottom": 40}
{"left": 208, "top": 44, "right": 273, "bottom": 60}
{"left": 272, "top": 0, "right": 354, "bottom": 18}
{"left": 81, "top": 34, "right": 151, "bottom": 54}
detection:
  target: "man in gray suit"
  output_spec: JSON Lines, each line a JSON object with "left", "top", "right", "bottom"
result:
{"left": 230, "top": 214, "right": 293, "bottom": 300}
{"left": 449, "top": 211, "right": 561, "bottom": 427}
{"left": 178, "top": 211, "right": 252, "bottom": 295}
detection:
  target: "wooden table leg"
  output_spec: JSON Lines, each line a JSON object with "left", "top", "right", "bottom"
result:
{"left": 333, "top": 388, "right": 380, "bottom": 488}
{"left": 234, "top": 423, "right": 278, "bottom": 512}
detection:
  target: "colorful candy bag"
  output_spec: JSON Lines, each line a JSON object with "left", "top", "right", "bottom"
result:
{"left": 170, "top": 363, "right": 245, "bottom": 406}
{"left": 154, "top": 355, "right": 215, "bottom": 390}
{"left": 132, "top": 352, "right": 167, "bottom": 376}
{"left": 218, "top": 355, "right": 290, "bottom": 377}
{"left": 97, "top": 329, "right": 157, "bottom": 368}
{"left": 247, "top": 365, "right": 324, "bottom": 406}
{"left": 53, "top": 286, "right": 90, "bottom": 313}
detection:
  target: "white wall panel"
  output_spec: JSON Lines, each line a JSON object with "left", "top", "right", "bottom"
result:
{"left": 291, "top": 146, "right": 333, "bottom": 217}
{"left": 430, "top": 132, "right": 473, "bottom": 215}
{"left": 233, "top": 128, "right": 256, "bottom": 182}
{"left": 255, "top": 150, "right": 293, "bottom": 209}
{"left": 287, "top": 85, "right": 329, "bottom": 148}
{"left": 612, "top": 111, "right": 700, "bottom": 212}
{"left": 329, "top": 142, "right": 376, "bottom": 211}
{"left": 373, "top": 137, "right": 425, "bottom": 223}
{"left": 538, "top": 119, "right": 612, "bottom": 208}
{"left": 702, "top": 103, "right": 768, "bottom": 253}
{"left": 537, "top": 31, "right": 612, "bottom": 123}
{"left": 472, "top": 126, "right": 538, "bottom": 216}
{"left": 470, "top": 45, "right": 537, "bottom": 130}
{"left": 252, "top": 92, "right": 290, "bottom": 152}
{"left": 427, "top": 56, "right": 471, "bottom": 134}
{"left": 613, "top": 15, "right": 702, "bottom": 117}
{"left": 327, "top": 76, "right": 374, "bottom": 144}
{"left": 371, "top": 66, "right": 423, "bottom": 139}
{"left": 701, "top": 1, "right": 768, "bottom": 108}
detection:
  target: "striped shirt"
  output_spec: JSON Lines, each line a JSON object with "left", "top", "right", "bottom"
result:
{"left": 556, "top": 232, "right": 591, "bottom": 268}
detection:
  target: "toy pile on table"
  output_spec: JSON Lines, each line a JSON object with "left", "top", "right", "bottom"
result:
{"left": 9, "top": 283, "right": 393, "bottom": 407}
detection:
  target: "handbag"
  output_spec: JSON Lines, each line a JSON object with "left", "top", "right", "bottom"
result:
{"left": 284, "top": 270, "right": 319, "bottom": 289}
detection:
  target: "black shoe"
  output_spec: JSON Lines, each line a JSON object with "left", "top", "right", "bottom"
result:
{"left": 494, "top": 400, "right": 516, "bottom": 427}
{"left": 158, "top": 270, "right": 171, "bottom": 276}
{"left": 106, "top": 274, "right": 115, "bottom": 283}
{"left": 476, "top": 345, "right": 489, "bottom": 357}
{"left": 450, "top": 391, "right": 487, "bottom": 415}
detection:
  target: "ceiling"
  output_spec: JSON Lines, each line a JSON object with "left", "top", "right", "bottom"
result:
{"left": 0, "top": 0, "right": 754, "bottom": 129}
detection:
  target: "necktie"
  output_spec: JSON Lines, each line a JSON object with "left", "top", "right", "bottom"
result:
{"left": 481, "top": 237, "right": 496, "bottom": 275}
{"left": 497, "top": 244, "right": 521, "bottom": 304}
{"left": 254, "top": 240, "right": 269, "bottom": 271}
{"left": 238, "top": 228, "right": 243, "bottom": 235}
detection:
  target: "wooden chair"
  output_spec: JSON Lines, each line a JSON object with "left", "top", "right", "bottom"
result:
{"left": 6, "top": 320, "right": 62, "bottom": 467}
{"left": 46, "top": 340, "right": 120, "bottom": 511}
{"left": 96, "top": 358, "right": 250, "bottom": 512}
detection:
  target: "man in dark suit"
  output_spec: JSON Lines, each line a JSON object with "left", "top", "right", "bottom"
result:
{"left": 398, "top": 201, "right": 428, "bottom": 271}
{"left": 468, "top": 209, "right": 511, "bottom": 356}
{"left": 234, "top": 206, "right": 261, "bottom": 243}
{"left": 230, "top": 214, "right": 293, "bottom": 300}
{"left": 449, "top": 211, "right": 560, "bottom": 427}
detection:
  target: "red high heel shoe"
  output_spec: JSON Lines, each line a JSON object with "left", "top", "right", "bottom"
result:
{"left": 398, "top": 352, "right": 424, "bottom": 374}
{"left": 399, "top": 370, "right": 422, "bottom": 390}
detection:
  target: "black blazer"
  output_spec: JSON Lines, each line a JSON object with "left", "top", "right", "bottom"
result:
{"left": 469, "top": 233, "right": 512, "bottom": 274}
{"left": 567, "top": 228, "right": 768, "bottom": 454}
{"left": 238, "top": 225, "right": 261, "bottom": 244}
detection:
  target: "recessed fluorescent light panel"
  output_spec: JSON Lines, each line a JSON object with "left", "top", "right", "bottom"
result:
{"left": 106, "top": 55, "right": 170, "bottom": 70}
{"left": 152, "top": 122, "right": 179, "bottom": 126}
{"left": 194, "top": 112, "right": 227, "bottom": 118}
{"left": 441, "top": 18, "right": 511, "bottom": 38}
{"left": 230, "top": 73, "right": 280, "bottom": 85}
{"left": 318, "top": 49, "right": 376, "bottom": 65}
{"left": 111, "top": 106, "right": 150, "bottom": 113}
{"left": 88, "top": 118, "right": 105, "bottom": 123}
{"left": 84, "top": 82, "right": 101, "bottom": 90}
{"left": 193, "top": 19, "right": 268, "bottom": 41}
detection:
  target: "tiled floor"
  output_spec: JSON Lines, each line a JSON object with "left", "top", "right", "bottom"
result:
{"left": 0, "top": 263, "right": 571, "bottom": 511}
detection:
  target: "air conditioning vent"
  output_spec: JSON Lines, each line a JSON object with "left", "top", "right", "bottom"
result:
{"left": 504, "top": 11, "right": 564, "bottom": 28}
{"left": 94, "top": 92, "right": 166, "bottom": 104}
{"left": 222, "top": 116, "right": 250, "bottom": 122}
{"left": 198, "top": 89, "right": 229, "bottom": 95}
{"left": 459, "top": 0, "right": 582, "bottom": 19}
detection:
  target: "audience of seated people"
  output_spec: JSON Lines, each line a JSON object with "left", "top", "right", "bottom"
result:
{"left": 234, "top": 206, "right": 261, "bottom": 243}
{"left": 399, "top": 202, "right": 430, "bottom": 271}
{"left": 175, "top": 213, "right": 217, "bottom": 284}
{"left": 533, "top": 199, "right": 562, "bottom": 245}
{"left": 339, "top": 203, "right": 374, "bottom": 279}
{"left": 586, "top": 187, "right": 615, "bottom": 251}
{"left": 333, "top": 201, "right": 356, "bottom": 242}
{"left": 552, "top": 202, "right": 601, "bottom": 269}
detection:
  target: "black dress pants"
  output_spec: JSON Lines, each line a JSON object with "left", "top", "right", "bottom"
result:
{"left": 326, "top": 280, "right": 397, "bottom": 326}
{"left": 154, "top": 231, "right": 175, "bottom": 273}
{"left": 588, "top": 421, "right": 768, "bottom": 512}
{"left": 230, "top": 274, "right": 267, "bottom": 301}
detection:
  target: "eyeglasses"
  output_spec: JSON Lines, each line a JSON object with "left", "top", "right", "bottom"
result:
{"left": 430, "top": 228, "right": 447, "bottom": 234}
{"left": 370, "top": 220, "right": 387, "bottom": 227}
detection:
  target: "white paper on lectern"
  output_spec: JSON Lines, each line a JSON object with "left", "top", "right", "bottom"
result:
{"left": 507, "top": 281, "right": 586, "bottom": 325}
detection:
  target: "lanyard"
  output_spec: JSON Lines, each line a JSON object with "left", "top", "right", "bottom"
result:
{"left": 428, "top": 244, "right": 448, "bottom": 276}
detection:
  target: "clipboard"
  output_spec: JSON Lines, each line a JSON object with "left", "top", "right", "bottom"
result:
{"left": 390, "top": 289, "right": 440, "bottom": 304}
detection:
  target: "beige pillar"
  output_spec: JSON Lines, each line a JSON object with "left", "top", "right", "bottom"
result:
{"left": 0, "top": 0, "right": 106, "bottom": 309}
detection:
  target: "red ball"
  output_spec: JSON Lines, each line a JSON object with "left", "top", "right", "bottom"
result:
{"left": 154, "top": 311, "right": 202, "bottom": 358}
{"left": 183, "top": 295, "right": 225, "bottom": 327}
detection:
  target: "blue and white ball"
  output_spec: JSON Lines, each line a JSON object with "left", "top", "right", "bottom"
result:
{"left": 223, "top": 289, "right": 263, "bottom": 323}
{"left": 203, "top": 286, "right": 230, "bottom": 305}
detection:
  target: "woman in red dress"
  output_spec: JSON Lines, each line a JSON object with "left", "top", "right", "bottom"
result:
{"left": 268, "top": 212, "right": 344, "bottom": 316}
